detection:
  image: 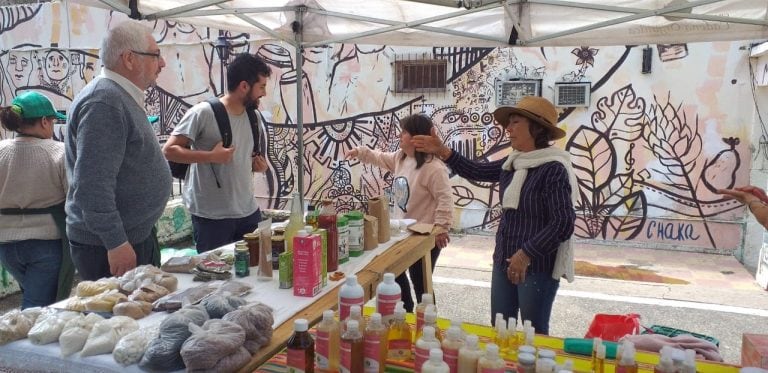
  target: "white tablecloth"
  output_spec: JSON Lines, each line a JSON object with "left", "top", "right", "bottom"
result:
{"left": 0, "top": 232, "right": 411, "bottom": 372}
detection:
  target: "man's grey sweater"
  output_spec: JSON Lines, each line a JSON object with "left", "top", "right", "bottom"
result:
{"left": 65, "top": 77, "right": 172, "bottom": 250}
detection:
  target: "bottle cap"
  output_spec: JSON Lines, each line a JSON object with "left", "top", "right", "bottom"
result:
{"left": 350, "top": 305, "right": 361, "bottom": 316}
{"left": 304, "top": 225, "right": 313, "bottom": 232}
{"left": 485, "top": 343, "right": 499, "bottom": 358}
{"left": 322, "top": 310, "right": 334, "bottom": 321}
{"left": 346, "top": 320, "right": 359, "bottom": 331}
{"left": 370, "top": 312, "right": 382, "bottom": 325}
{"left": 424, "top": 305, "right": 437, "bottom": 322}
{"left": 294, "top": 318, "right": 308, "bottom": 332}
{"left": 429, "top": 348, "right": 444, "bottom": 362}
{"left": 519, "top": 345, "right": 536, "bottom": 355}
{"left": 446, "top": 326, "right": 462, "bottom": 340}
{"left": 422, "top": 326, "right": 435, "bottom": 339}
{"left": 597, "top": 344, "right": 606, "bottom": 359}
{"left": 464, "top": 334, "right": 479, "bottom": 348}
{"left": 507, "top": 317, "right": 517, "bottom": 331}
{"left": 539, "top": 348, "right": 556, "bottom": 360}
{"left": 346, "top": 275, "right": 358, "bottom": 284}
{"left": 518, "top": 352, "right": 536, "bottom": 364}
{"left": 383, "top": 272, "right": 395, "bottom": 282}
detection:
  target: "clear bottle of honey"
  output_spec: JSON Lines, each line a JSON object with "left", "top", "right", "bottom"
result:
{"left": 387, "top": 301, "right": 412, "bottom": 361}
{"left": 287, "top": 318, "right": 314, "bottom": 373}
{"left": 340, "top": 319, "right": 364, "bottom": 373}
{"left": 363, "top": 312, "right": 388, "bottom": 373}
{"left": 284, "top": 192, "right": 304, "bottom": 253}
{"left": 315, "top": 310, "right": 340, "bottom": 372}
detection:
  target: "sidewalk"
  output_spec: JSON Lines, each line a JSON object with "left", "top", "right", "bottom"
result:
{"left": 438, "top": 233, "right": 768, "bottom": 311}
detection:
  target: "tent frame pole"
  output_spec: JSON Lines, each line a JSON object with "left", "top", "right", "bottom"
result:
{"left": 294, "top": 7, "right": 306, "bottom": 208}
{"left": 145, "top": 0, "right": 230, "bottom": 20}
{"left": 305, "top": 3, "right": 506, "bottom": 47}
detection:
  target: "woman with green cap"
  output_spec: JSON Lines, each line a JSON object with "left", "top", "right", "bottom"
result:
{"left": 0, "top": 91, "right": 74, "bottom": 309}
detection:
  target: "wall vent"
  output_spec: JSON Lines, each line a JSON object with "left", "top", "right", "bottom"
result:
{"left": 393, "top": 59, "right": 447, "bottom": 93}
{"left": 495, "top": 79, "right": 541, "bottom": 106}
{"left": 554, "top": 82, "right": 591, "bottom": 107}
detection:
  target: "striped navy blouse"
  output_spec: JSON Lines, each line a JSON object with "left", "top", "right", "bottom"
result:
{"left": 445, "top": 150, "right": 576, "bottom": 275}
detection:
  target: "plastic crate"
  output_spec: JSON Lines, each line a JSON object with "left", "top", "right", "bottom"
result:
{"left": 641, "top": 325, "right": 720, "bottom": 347}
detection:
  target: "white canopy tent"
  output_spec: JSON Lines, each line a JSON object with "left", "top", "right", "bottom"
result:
{"left": 66, "top": 0, "right": 768, "bottom": 202}
{"left": 70, "top": 0, "right": 768, "bottom": 47}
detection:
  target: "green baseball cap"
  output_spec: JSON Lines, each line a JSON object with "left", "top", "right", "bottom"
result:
{"left": 10, "top": 91, "right": 66, "bottom": 120}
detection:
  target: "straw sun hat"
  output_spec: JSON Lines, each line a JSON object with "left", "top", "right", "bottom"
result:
{"left": 492, "top": 96, "right": 565, "bottom": 140}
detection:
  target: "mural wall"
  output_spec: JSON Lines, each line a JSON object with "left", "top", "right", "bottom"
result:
{"left": 0, "top": 2, "right": 758, "bottom": 253}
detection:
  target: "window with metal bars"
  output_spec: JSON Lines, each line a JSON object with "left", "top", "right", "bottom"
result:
{"left": 393, "top": 59, "right": 448, "bottom": 93}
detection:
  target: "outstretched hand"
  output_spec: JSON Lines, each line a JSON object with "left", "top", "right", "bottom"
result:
{"left": 718, "top": 186, "right": 767, "bottom": 204}
{"left": 412, "top": 127, "right": 450, "bottom": 159}
{"left": 344, "top": 148, "right": 359, "bottom": 160}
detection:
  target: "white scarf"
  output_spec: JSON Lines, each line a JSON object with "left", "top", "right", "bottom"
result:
{"left": 501, "top": 147, "right": 578, "bottom": 282}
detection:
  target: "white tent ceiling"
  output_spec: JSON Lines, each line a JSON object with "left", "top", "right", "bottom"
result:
{"left": 71, "top": 0, "right": 768, "bottom": 47}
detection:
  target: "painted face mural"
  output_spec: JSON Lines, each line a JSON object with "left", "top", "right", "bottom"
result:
{"left": 7, "top": 50, "right": 34, "bottom": 90}
{"left": 44, "top": 49, "right": 69, "bottom": 83}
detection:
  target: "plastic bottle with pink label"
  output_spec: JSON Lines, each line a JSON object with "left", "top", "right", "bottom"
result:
{"left": 477, "top": 343, "right": 505, "bottom": 373}
{"left": 376, "top": 272, "right": 401, "bottom": 324}
{"left": 339, "top": 274, "right": 364, "bottom": 321}
{"left": 363, "top": 312, "right": 388, "bottom": 373}
{"left": 415, "top": 326, "right": 442, "bottom": 373}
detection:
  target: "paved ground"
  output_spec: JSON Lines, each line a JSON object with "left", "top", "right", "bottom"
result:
{"left": 2, "top": 233, "right": 767, "bottom": 366}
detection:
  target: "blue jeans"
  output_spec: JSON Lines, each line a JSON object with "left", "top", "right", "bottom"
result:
{"left": 0, "top": 239, "right": 62, "bottom": 309}
{"left": 70, "top": 232, "right": 158, "bottom": 281}
{"left": 191, "top": 209, "right": 261, "bottom": 253}
{"left": 491, "top": 263, "right": 560, "bottom": 335}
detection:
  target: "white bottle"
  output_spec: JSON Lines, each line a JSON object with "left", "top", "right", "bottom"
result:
{"left": 681, "top": 349, "right": 697, "bottom": 373}
{"left": 343, "top": 304, "right": 366, "bottom": 335}
{"left": 477, "top": 343, "right": 505, "bottom": 372}
{"left": 457, "top": 334, "right": 482, "bottom": 373}
{"left": 415, "top": 293, "right": 435, "bottom": 332}
{"left": 493, "top": 313, "right": 508, "bottom": 355}
{"left": 441, "top": 326, "right": 464, "bottom": 373}
{"left": 376, "top": 272, "right": 401, "bottom": 324}
{"left": 422, "top": 348, "right": 450, "bottom": 373}
{"left": 415, "top": 326, "right": 442, "bottom": 373}
{"left": 339, "top": 274, "right": 364, "bottom": 321}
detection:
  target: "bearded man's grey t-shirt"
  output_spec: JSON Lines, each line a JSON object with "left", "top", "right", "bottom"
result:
{"left": 171, "top": 103, "right": 258, "bottom": 219}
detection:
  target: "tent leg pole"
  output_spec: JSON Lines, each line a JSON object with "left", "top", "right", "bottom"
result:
{"left": 294, "top": 8, "right": 306, "bottom": 210}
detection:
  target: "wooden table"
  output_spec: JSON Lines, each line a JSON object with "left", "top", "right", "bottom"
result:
{"left": 239, "top": 232, "right": 435, "bottom": 372}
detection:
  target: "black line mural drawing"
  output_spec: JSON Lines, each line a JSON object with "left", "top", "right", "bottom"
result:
{"left": 0, "top": 4, "right": 41, "bottom": 34}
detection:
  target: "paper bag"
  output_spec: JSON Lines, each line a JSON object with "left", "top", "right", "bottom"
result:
{"left": 363, "top": 215, "right": 378, "bottom": 250}
{"left": 407, "top": 222, "right": 434, "bottom": 235}
{"left": 368, "top": 195, "right": 390, "bottom": 243}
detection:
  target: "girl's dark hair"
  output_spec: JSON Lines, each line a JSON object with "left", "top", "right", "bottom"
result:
{"left": 400, "top": 114, "right": 434, "bottom": 169}
{"left": 527, "top": 120, "right": 553, "bottom": 149}
{"left": 0, "top": 107, "right": 39, "bottom": 133}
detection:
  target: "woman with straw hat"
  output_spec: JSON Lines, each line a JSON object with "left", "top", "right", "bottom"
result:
{"left": 0, "top": 91, "right": 74, "bottom": 309}
{"left": 412, "top": 96, "right": 577, "bottom": 334}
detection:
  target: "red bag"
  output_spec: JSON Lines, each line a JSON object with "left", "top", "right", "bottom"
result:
{"left": 584, "top": 313, "right": 641, "bottom": 342}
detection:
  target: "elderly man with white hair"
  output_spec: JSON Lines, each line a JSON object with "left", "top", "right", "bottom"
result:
{"left": 65, "top": 20, "right": 171, "bottom": 280}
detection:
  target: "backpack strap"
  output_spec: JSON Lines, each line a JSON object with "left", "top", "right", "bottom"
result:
{"left": 245, "top": 109, "right": 261, "bottom": 156}
{"left": 206, "top": 97, "right": 232, "bottom": 147}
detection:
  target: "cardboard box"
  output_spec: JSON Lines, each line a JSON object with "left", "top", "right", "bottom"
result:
{"left": 363, "top": 215, "right": 378, "bottom": 250}
{"left": 293, "top": 233, "right": 322, "bottom": 297}
{"left": 743, "top": 333, "right": 768, "bottom": 368}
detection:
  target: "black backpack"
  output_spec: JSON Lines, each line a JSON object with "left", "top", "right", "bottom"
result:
{"left": 168, "top": 97, "right": 261, "bottom": 180}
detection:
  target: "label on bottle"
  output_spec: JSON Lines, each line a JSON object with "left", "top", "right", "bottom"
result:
{"left": 339, "top": 295, "right": 364, "bottom": 320}
{"left": 340, "top": 340, "right": 352, "bottom": 373}
{"left": 387, "top": 339, "right": 411, "bottom": 359}
{"left": 443, "top": 346, "right": 459, "bottom": 373}
{"left": 416, "top": 310, "right": 425, "bottom": 333}
{"left": 315, "top": 329, "right": 330, "bottom": 369}
{"left": 377, "top": 293, "right": 400, "bottom": 322}
{"left": 338, "top": 225, "right": 350, "bottom": 263}
{"left": 479, "top": 368, "right": 505, "bottom": 373}
{"left": 286, "top": 348, "right": 307, "bottom": 373}
{"left": 415, "top": 345, "right": 432, "bottom": 373}
{"left": 616, "top": 366, "right": 638, "bottom": 373}
{"left": 364, "top": 334, "right": 382, "bottom": 373}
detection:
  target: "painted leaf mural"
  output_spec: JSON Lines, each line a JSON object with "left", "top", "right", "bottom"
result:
{"left": 602, "top": 191, "right": 647, "bottom": 240}
{"left": 591, "top": 83, "right": 646, "bottom": 140}
{"left": 566, "top": 126, "right": 616, "bottom": 197}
